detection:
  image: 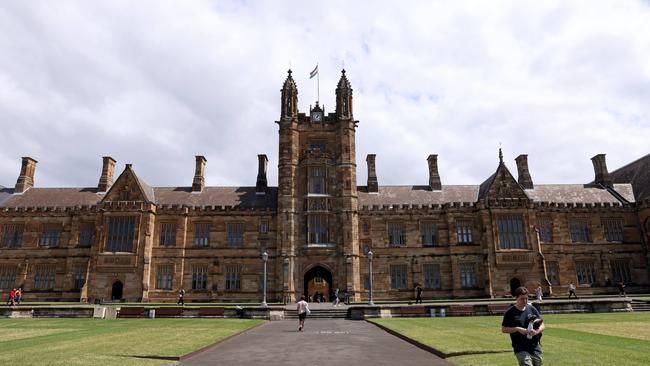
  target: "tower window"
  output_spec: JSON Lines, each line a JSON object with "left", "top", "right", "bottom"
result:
{"left": 307, "top": 214, "right": 329, "bottom": 244}
{"left": 308, "top": 166, "right": 326, "bottom": 194}
{"left": 106, "top": 217, "right": 136, "bottom": 252}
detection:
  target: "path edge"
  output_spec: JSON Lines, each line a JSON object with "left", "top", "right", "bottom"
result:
{"left": 178, "top": 321, "right": 269, "bottom": 361}
{"left": 366, "top": 320, "right": 450, "bottom": 359}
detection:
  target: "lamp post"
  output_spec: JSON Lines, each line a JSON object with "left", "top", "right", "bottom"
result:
{"left": 261, "top": 251, "right": 268, "bottom": 307}
{"left": 368, "top": 250, "right": 374, "bottom": 305}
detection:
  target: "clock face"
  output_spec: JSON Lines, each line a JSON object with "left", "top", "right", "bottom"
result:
{"left": 311, "top": 112, "right": 322, "bottom": 122}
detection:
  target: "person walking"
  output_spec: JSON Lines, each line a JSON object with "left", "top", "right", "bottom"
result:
{"left": 7, "top": 288, "right": 16, "bottom": 306}
{"left": 332, "top": 288, "right": 340, "bottom": 307}
{"left": 297, "top": 295, "right": 310, "bottom": 331}
{"left": 415, "top": 285, "right": 423, "bottom": 304}
{"left": 502, "top": 287, "right": 545, "bottom": 366}
{"left": 15, "top": 287, "right": 22, "bottom": 305}
{"left": 618, "top": 282, "right": 627, "bottom": 297}
{"left": 568, "top": 283, "right": 578, "bottom": 299}
{"left": 177, "top": 289, "right": 185, "bottom": 305}
{"left": 535, "top": 285, "right": 543, "bottom": 301}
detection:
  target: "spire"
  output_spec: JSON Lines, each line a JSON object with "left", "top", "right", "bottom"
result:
{"left": 499, "top": 148, "right": 504, "bottom": 165}
{"left": 336, "top": 69, "right": 353, "bottom": 119}
{"left": 281, "top": 69, "right": 298, "bottom": 119}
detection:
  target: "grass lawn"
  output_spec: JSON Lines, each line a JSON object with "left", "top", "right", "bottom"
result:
{"left": 0, "top": 318, "right": 263, "bottom": 366}
{"left": 371, "top": 312, "right": 650, "bottom": 366}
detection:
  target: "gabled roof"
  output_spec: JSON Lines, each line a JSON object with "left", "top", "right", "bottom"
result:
{"left": 477, "top": 158, "right": 528, "bottom": 203}
{"left": 610, "top": 153, "right": 650, "bottom": 201}
{"left": 101, "top": 165, "right": 155, "bottom": 203}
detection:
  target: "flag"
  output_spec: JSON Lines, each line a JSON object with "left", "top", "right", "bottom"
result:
{"left": 309, "top": 64, "right": 318, "bottom": 79}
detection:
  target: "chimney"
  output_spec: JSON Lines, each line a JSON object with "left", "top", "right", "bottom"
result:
{"left": 14, "top": 157, "right": 37, "bottom": 193}
{"left": 427, "top": 154, "right": 442, "bottom": 191}
{"left": 192, "top": 155, "right": 207, "bottom": 192}
{"left": 591, "top": 154, "right": 612, "bottom": 187}
{"left": 366, "top": 154, "right": 378, "bottom": 193}
{"left": 256, "top": 154, "right": 268, "bottom": 194}
{"left": 515, "top": 154, "right": 534, "bottom": 189}
{"left": 97, "top": 156, "right": 116, "bottom": 193}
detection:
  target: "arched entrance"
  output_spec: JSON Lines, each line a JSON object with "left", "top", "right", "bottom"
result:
{"left": 304, "top": 266, "right": 332, "bottom": 302}
{"left": 509, "top": 277, "right": 522, "bottom": 296}
{"left": 111, "top": 281, "right": 123, "bottom": 300}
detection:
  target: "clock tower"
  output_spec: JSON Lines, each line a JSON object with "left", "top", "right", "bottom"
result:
{"left": 276, "top": 69, "right": 361, "bottom": 302}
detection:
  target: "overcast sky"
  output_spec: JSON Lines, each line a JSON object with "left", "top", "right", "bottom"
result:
{"left": 1, "top": 1, "right": 649, "bottom": 190}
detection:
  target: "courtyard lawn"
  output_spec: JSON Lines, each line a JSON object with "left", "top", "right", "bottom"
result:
{"left": 0, "top": 318, "right": 263, "bottom": 366}
{"left": 371, "top": 312, "right": 650, "bottom": 366}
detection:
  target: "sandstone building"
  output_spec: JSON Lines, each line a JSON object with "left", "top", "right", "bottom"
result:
{"left": 1, "top": 70, "right": 649, "bottom": 303}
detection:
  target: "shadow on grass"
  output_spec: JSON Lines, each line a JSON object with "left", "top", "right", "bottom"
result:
{"left": 127, "top": 355, "right": 180, "bottom": 361}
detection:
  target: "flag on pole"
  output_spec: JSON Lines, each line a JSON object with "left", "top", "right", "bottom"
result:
{"left": 309, "top": 64, "right": 319, "bottom": 79}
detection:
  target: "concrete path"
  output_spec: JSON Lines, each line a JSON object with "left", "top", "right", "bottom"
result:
{"left": 181, "top": 319, "right": 454, "bottom": 366}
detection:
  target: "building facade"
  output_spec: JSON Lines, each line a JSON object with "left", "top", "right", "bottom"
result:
{"left": 1, "top": 70, "right": 649, "bottom": 303}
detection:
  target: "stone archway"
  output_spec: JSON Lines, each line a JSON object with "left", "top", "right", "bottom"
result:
{"left": 509, "top": 277, "right": 522, "bottom": 296}
{"left": 111, "top": 280, "right": 123, "bottom": 300}
{"left": 303, "top": 265, "right": 332, "bottom": 302}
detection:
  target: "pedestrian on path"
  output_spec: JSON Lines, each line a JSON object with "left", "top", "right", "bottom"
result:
{"left": 415, "top": 285, "right": 423, "bottom": 304}
{"left": 333, "top": 288, "right": 340, "bottom": 306}
{"left": 502, "top": 287, "right": 545, "bottom": 366}
{"left": 178, "top": 288, "right": 185, "bottom": 305}
{"left": 7, "top": 288, "right": 16, "bottom": 306}
{"left": 297, "top": 295, "right": 310, "bottom": 331}
{"left": 535, "top": 285, "right": 543, "bottom": 301}
{"left": 568, "top": 283, "right": 578, "bottom": 299}
{"left": 15, "top": 287, "right": 22, "bottom": 305}
{"left": 618, "top": 282, "right": 627, "bottom": 297}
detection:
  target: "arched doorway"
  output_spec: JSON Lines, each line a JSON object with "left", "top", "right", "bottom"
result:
{"left": 509, "top": 277, "right": 521, "bottom": 296}
{"left": 111, "top": 281, "right": 123, "bottom": 300}
{"left": 304, "top": 266, "right": 332, "bottom": 302}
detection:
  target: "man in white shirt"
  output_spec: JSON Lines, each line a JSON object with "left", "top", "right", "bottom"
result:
{"left": 296, "top": 295, "right": 310, "bottom": 331}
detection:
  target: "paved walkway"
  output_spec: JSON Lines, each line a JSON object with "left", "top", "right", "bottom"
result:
{"left": 181, "top": 319, "right": 454, "bottom": 366}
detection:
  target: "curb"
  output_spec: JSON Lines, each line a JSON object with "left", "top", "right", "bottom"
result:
{"left": 177, "top": 321, "right": 269, "bottom": 362}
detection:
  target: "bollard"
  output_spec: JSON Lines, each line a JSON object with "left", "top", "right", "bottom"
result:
{"left": 439, "top": 308, "right": 446, "bottom": 317}
{"left": 430, "top": 308, "right": 436, "bottom": 318}
{"left": 148, "top": 309, "right": 156, "bottom": 319}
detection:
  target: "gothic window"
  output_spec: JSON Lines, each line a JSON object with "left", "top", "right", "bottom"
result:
{"left": 611, "top": 260, "right": 631, "bottom": 283}
{"left": 78, "top": 223, "right": 95, "bottom": 247}
{"left": 160, "top": 223, "right": 177, "bottom": 247}
{"left": 227, "top": 223, "right": 245, "bottom": 247}
{"left": 388, "top": 222, "right": 406, "bottom": 247}
{"left": 546, "top": 261, "right": 559, "bottom": 286}
{"left": 456, "top": 220, "right": 473, "bottom": 244}
{"left": 308, "top": 166, "right": 326, "bottom": 194}
{"left": 193, "top": 223, "right": 210, "bottom": 247}
{"left": 34, "top": 265, "right": 56, "bottom": 290}
{"left": 39, "top": 224, "right": 62, "bottom": 248}
{"left": 192, "top": 266, "right": 208, "bottom": 290}
{"left": 225, "top": 265, "right": 241, "bottom": 291}
{"left": 307, "top": 214, "right": 328, "bottom": 244}
{"left": 602, "top": 218, "right": 624, "bottom": 242}
{"left": 423, "top": 263, "right": 441, "bottom": 289}
{"left": 260, "top": 219, "right": 269, "bottom": 234}
{"left": 1, "top": 224, "right": 24, "bottom": 248}
{"left": 420, "top": 222, "right": 437, "bottom": 247}
{"left": 497, "top": 215, "right": 526, "bottom": 249}
{"left": 569, "top": 219, "right": 591, "bottom": 243}
{"left": 362, "top": 241, "right": 371, "bottom": 255}
{"left": 537, "top": 218, "right": 553, "bottom": 243}
{"left": 156, "top": 265, "right": 173, "bottom": 290}
{"left": 575, "top": 261, "right": 596, "bottom": 284}
{"left": 460, "top": 263, "right": 477, "bottom": 288}
{"left": 390, "top": 264, "right": 408, "bottom": 289}
{"left": 106, "top": 217, "right": 136, "bottom": 252}
{"left": 362, "top": 221, "right": 370, "bottom": 235}
{"left": 0, "top": 265, "right": 17, "bottom": 289}
{"left": 73, "top": 266, "right": 86, "bottom": 290}
{"left": 309, "top": 141, "right": 326, "bottom": 152}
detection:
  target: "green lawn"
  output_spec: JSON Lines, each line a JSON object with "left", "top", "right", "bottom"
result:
{"left": 372, "top": 313, "right": 650, "bottom": 366}
{"left": 0, "top": 318, "right": 263, "bottom": 366}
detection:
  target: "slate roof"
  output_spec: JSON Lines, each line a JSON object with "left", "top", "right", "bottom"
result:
{"left": 0, "top": 185, "right": 13, "bottom": 206}
{"left": 525, "top": 184, "right": 634, "bottom": 204}
{"left": 358, "top": 185, "right": 479, "bottom": 206}
{"left": 0, "top": 187, "right": 102, "bottom": 208}
{"left": 610, "top": 154, "right": 650, "bottom": 201}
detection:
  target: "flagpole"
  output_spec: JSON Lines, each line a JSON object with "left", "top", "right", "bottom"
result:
{"left": 317, "top": 70, "right": 320, "bottom": 104}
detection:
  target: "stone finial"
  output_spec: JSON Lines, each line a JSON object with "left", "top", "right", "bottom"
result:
{"left": 14, "top": 157, "right": 37, "bottom": 193}
{"left": 192, "top": 155, "right": 207, "bottom": 192}
{"left": 591, "top": 154, "right": 612, "bottom": 187}
{"left": 98, "top": 156, "right": 116, "bottom": 193}
{"left": 427, "top": 155, "right": 442, "bottom": 191}
{"left": 281, "top": 69, "right": 298, "bottom": 119}
{"left": 256, "top": 154, "right": 268, "bottom": 194}
{"left": 336, "top": 69, "right": 353, "bottom": 119}
{"left": 515, "top": 154, "right": 534, "bottom": 189}
{"left": 366, "top": 154, "right": 378, "bottom": 193}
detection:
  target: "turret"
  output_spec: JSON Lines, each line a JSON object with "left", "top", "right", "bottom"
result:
{"left": 281, "top": 69, "right": 298, "bottom": 120}
{"left": 336, "top": 69, "right": 353, "bottom": 119}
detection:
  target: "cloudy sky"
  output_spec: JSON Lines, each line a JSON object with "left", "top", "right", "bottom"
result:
{"left": 1, "top": 1, "right": 649, "bottom": 190}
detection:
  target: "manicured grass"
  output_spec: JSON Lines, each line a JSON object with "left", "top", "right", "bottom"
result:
{"left": 371, "top": 312, "right": 650, "bottom": 366}
{"left": 0, "top": 318, "right": 263, "bottom": 366}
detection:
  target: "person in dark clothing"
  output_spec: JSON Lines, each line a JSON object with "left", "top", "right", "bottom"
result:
{"left": 502, "top": 287, "right": 545, "bottom": 366}
{"left": 177, "top": 289, "right": 185, "bottom": 305}
{"left": 415, "top": 285, "right": 423, "bottom": 304}
{"left": 618, "top": 282, "right": 627, "bottom": 297}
